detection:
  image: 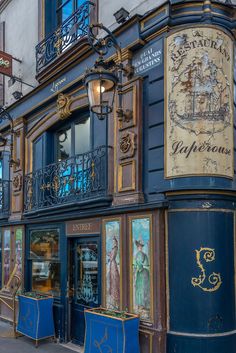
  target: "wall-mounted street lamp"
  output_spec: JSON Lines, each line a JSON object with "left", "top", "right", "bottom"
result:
{"left": 0, "top": 106, "right": 20, "bottom": 167}
{"left": 84, "top": 23, "right": 133, "bottom": 120}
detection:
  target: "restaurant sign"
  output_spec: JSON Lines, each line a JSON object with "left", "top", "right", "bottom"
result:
{"left": 165, "top": 27, "right": 233, "bottom": 178}
{"left": 0, "top": 50, "right": 12, "bottom": 77}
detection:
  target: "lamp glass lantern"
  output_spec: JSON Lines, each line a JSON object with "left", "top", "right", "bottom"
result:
{"left": 85, "top": 69, "right": 118, "bottom": 119}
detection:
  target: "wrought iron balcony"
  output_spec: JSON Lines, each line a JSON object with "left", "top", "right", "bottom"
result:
{"left": 0, "top": 180, "right": 10, "bottom": 218}
{"left": 24, "top": 146, "right": 110, "bottom": 213}
{"left": 36, "top": 1, "right": 94, "bottom": 73}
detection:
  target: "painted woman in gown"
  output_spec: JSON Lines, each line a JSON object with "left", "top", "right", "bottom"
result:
{"left": 135, "top": 239, "right": 150, "bottom": 311}
{"left": 108, "top": 236, "right": 120, "bottom": 309}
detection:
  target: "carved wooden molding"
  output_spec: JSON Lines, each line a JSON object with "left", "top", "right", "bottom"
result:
{"left": 119, "top": 131, "right": 136, "bottom": 160}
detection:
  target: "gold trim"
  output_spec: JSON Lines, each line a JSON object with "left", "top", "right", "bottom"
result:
{"left": 41, "top": 0, "right": 45, "bottom": 39}
{"left": 141, "top": 5, "right": 168, "bottom": 31}
{"left": 139, "top": 329, "right": 154, "bottom": 353}
{"left": 128, "top": 214, "right": 154, "bottom": 323}
{"left": 145, "top": 25, "right": 169, "bottom": 43}
{"left": 118, "top": 160, "right": 136, "bottom": 192}
{"left": 102, "top": 217, "right": 122, "bottom": 310}
{"left": 118, "top": 84, "right": 137, "bottom": 130}
{"left": 164, "top": 25, "right": 234, "bottom": 180}
{"left": 165, "top": 190, "right": 236, "bottom": 197}
{"left": 168, "top": 208, "right": 234, "bottom": 213}
{"left": 172, "top": 2, "right": 203, "bottom": 10}
{"left": 85, "top": 307, "right": 139, "bottom": 321}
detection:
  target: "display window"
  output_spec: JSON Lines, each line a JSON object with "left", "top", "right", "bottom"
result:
{"left": 1, "top": 226, "right": 24, "bottom": 290}
{"left": 29, "top": 229, "right": 60, "bottom": 296}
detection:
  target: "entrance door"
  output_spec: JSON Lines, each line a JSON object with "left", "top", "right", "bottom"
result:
{"left": 70, "top": 236, "right": 101, "bottom": 345}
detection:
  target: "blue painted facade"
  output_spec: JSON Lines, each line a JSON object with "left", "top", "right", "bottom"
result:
{"left": 0, "top": 1, "right": 235, "bottom": 353}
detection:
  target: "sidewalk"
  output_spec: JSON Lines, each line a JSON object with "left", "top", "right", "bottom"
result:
{"left": 0, "top": 321, "right": 83, "bottom": 353}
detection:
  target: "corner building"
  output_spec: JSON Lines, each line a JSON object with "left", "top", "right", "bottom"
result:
{"left": 0, "top": 1, "right": 235, "bottom": 353}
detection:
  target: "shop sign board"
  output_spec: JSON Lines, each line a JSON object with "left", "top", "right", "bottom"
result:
{"left": 165, "top": 27, "right": 234, "bottom": 178}
{"left": 132, "top": 39, "right": 162, "bottom": 75}
{"left": 0, "top": 50, "right": 12, "bottom": 77}
{"left": 66, "top": 218, "right": 100, "bottom": 236}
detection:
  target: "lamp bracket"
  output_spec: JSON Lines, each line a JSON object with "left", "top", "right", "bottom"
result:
{"left": 117, "top": 108, "right": 133, "bottom": 123}
{"left": 88, "top": 23, "right": 122, "bottom": 62}
{"left": 0, "top": 106, "right": 14, "bottom": 131}
{"left": 9, "top": 158, "right": 20, "bottom": 168}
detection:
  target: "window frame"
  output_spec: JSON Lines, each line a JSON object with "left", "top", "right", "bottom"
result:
{"left": 54, "top": 114, "right": 92, "bottom": 163}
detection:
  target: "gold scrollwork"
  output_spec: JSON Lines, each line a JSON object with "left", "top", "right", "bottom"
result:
{"left": 94, "top": 327, "right": 112, "bottom": 353}
{"left": 191, "top": 247, "right": 222, "bottom": 292}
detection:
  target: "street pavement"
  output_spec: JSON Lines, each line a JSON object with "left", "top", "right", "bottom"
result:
{"left": 0, "top": 320, "right": 82, "bottom": 353}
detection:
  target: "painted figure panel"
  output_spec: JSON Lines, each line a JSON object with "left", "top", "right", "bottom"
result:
{"left": 131, "top": 218, "right": 151, "bottom": 320}
{"left": 104, "top": 220, "right": 121, "bottom": 310}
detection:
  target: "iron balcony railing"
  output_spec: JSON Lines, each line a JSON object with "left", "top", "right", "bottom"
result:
{"left": 0, "top": 180, "right": 10, "bottom": 217}
{"left": 36, "top": 1, "right": 94, "bottom": 73}
{"left": 24, "top": 146, "right": 109, "bottom": 213}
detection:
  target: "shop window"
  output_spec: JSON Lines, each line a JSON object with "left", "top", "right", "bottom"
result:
{"left": 1, "top": 227, "right": 24, "bottom": 290}
{"left": 29, "top": 229, "right": 60, "bottom": 296}
{"left": 2, "top": 229, "right": 10, "bottom": 287}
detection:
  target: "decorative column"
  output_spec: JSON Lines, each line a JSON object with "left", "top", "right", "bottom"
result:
{"left": 165, "top": 26, "right": 236, "bottom": 353}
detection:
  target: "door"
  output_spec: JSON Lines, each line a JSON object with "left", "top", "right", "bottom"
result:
{"left": 70, "top": 236, "right": 101, "bottom": 345}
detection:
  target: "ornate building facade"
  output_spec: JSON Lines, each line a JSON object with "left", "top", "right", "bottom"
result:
{"left": 0, "top": 0, "right": 235, "bottom": 352}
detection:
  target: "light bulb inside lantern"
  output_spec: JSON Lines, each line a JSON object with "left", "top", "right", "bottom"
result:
{"left": 96, "top": 85, "right": 105, "bottom": 93}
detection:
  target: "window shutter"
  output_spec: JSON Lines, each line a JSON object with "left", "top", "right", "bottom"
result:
{"left": 0, "top": 21, "right": 5, "bottom": 106}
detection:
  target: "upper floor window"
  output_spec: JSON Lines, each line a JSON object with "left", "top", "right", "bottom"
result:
{"left": 56, "top": 115, "right": 91, "bottom": 162}
{"left": 45, "top": 0, "right": 88, "bottom": 35}
{"left": 56, "top": 0, "right": 84, "bottom": 27}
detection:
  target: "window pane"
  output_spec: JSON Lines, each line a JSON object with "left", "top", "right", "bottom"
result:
{"left": 0, "top": 160, "right": 2, "bottom": 179}
{"left": 3, "top": 229, "right": 11, "bottom": 286}
{"left": 15, "top": 229, "right": 23, "bottom": 278}
{"left": 75, "top": 117, "right": 90, "bottom": 155}
{"left": 57, "top": 0, "right": 73, "bottom": 26}
{"left": 30, "top": 230, "right": 59, "bottom": 260}
{"left": 57, "top": 127, "right": 71, "bottom": 161}
{"left": 32, "top": 261, "right": 60, "bottom": 296}
{"left": 76, "top": 242, "right": 98, "bottom": 305}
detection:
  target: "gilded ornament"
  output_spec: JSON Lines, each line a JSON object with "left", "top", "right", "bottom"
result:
{"left": 57, "top": 93, "right": 72, "bottom": 120}
{"left": 191, "top": 247, "right": 222, "bottom": 292}
{"left": 12, "top": 174, "right": 22, "bottom": 192}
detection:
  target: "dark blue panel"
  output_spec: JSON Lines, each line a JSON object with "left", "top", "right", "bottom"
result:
{"left": 167, "top": 332, "right": 236, "bottom": 353}
{"left": 45, "top": 0, "right": 57, "bottom": 35}
{"left": 168, "top": 211, "right": 236, "bottom": 333}
{"left": 148, "top": 125, "right": 164, "bottom": 149}
{"left": 148, "top": 101, "right": 164, "bottom": 128}
{"left": 147, "top": 170, "right": 166, "bottom": 194}
{"left": 148, "top": 147, "right": 163, "bottom": 171}
{"left": 93, "top": 114, "right": 107, "bottom": 149}
{"left": 33, "top": 135, "right": 44, "bottom": 171}
{"left": 148, "top": 79, "right": 164, "bottom": 105}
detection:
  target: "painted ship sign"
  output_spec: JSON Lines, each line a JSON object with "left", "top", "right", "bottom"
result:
{"left": 165, "top": 27, "right": 234, "bottom": 178}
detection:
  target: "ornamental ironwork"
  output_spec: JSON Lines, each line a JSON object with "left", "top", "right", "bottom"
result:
{"left": 24, "top": 146, "right": 109, "bottom": 213}
{"left": 35, "top": 1, "right": 94, "bottom": 73}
